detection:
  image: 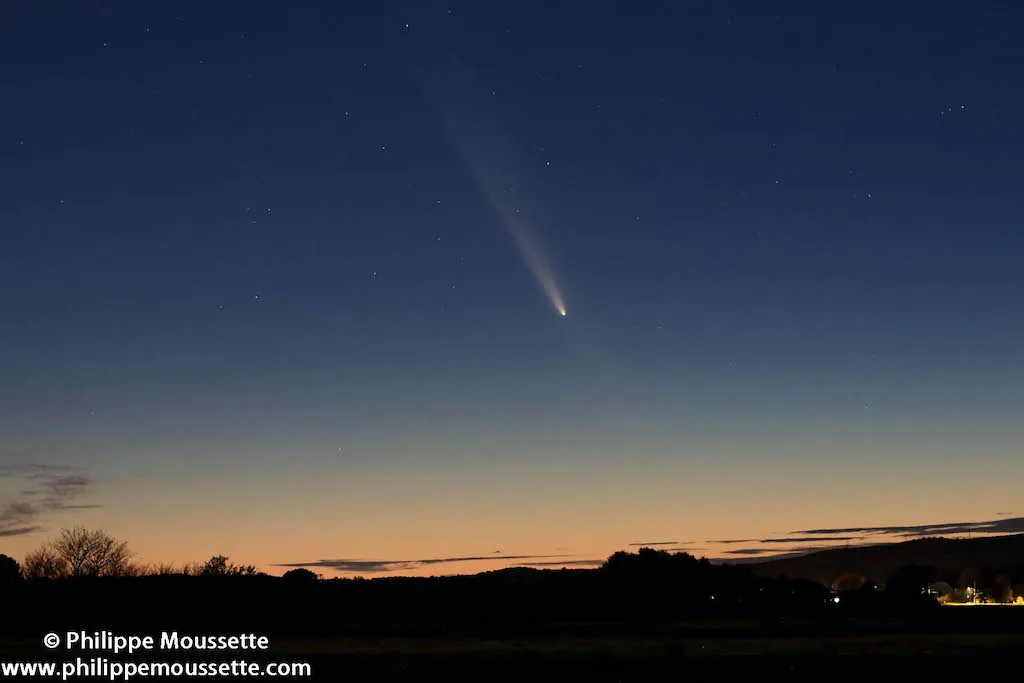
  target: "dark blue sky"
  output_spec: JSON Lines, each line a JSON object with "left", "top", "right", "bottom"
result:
{"left": 2, "top": 1, "right": 1023, "bottom": 573}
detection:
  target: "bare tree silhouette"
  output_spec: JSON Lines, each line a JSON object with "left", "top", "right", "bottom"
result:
{"left": 22, "top": 546, "right": 69, "bottom": 579}
{"left": 23, "top": 527, "right": 135, "bottom": 578}
{"left": 53, "top": 527, "right": 134, "bottom": 577}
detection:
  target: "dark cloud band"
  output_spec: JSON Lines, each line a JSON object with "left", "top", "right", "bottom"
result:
{"left": 0, "top": 463, "right": 100, "bottom": 537}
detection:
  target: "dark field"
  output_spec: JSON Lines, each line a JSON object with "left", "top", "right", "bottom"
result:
{"left": 4, "top": 550, "right": 1023, "bottom": 680}
{"left": 4, "top": 610, "right": 1023, "bottom": 680}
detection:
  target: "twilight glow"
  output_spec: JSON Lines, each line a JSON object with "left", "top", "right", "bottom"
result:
{"left": 2, "top": 2, "right": 1023, "bottom": 578}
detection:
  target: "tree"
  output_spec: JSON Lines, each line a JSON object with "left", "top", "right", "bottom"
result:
{"left": 23, "top": 547, "right": 69, "bottom": 579}
{"left": 282, "top": 568, "right": 320, "bottom": 583}
{"left": 198, "top": 555, "right": 258, "bottom": 577}
{"left": 991, "top": 574, "right": 1014, "bottom": 603}
{"left": 957, "top": 568, "right": 977, "bottom": 589}
{"left": 832, "top": 573, "right": 866, "bottom": 592}
{"left": 43, "top": 527, "right": 134, "bottom": 577}
{"left": 0, "top": 553, "right": 22, "bottom": 582}
{"left": 886, "top": 564, "right": 935, "bottom": 597}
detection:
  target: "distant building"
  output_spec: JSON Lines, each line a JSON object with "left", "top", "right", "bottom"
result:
{"left": 945, "top": 586, "right": 985, "bottom": 604}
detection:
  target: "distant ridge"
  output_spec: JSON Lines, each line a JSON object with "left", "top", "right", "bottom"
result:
{"left": 744, "top": 533, "right": 1024, "bottom": 585}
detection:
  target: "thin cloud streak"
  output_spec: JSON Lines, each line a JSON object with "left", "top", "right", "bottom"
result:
{"left": 704, "top": 517, "right": 1024, "bottom": 564}
{"left": 722, "top": 548, "right": 773, "bottom": 555}
{"left": 284, "top": 516, "right": 1024, "bottom": 577}
{"left": 521, "top": 559, "right": 605, "bottom": 567}
{"left": 628, "top": 541, "right": 679, "bottom": 547}
{"left": 0, "top": 464, "right": 100, "bottom": 537}
{"left": 276, "top": 554, "right": 572, "bottom": 574}
{"left": 759, "top": 536, "right": 860, "bottom": 544}
{"left": 722, "top": 544, "right": 856, "bottom": 556}
{"left": 797, "top": 517, "right": 1024, "bottom": 538}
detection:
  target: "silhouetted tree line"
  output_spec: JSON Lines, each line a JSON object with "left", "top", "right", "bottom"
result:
{"left": 0, "top": 528, "right": 953, "bottom": 638}
{"left": 888, "top": 562, "right": 1024, "bottom": 603}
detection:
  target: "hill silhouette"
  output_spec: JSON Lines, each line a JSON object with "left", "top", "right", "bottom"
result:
{"left": 748, "top": 534, "right": 1024, "bottom": 587}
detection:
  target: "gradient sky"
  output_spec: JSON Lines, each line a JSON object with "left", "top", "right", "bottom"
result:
{"left": 2, "top": 0, "right": 1023, "bottom": 577}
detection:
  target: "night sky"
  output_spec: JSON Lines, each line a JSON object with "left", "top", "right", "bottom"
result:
{"left": 3, "top": 1, "right": 1023, "bottom": 575}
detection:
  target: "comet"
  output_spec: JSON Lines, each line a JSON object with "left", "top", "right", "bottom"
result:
{"left": 486, "top": 188, "right": 568, "bottom": 319}
{"left": 413, "top": 48, "right": 569, "bottom": 318}
{"left": 450, "top": 139, "right": 568, "bottom": 319}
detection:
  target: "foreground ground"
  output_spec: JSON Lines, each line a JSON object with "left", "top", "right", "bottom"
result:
{"left": 3, "top": 611, "right": 1023, "bottom": 680}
